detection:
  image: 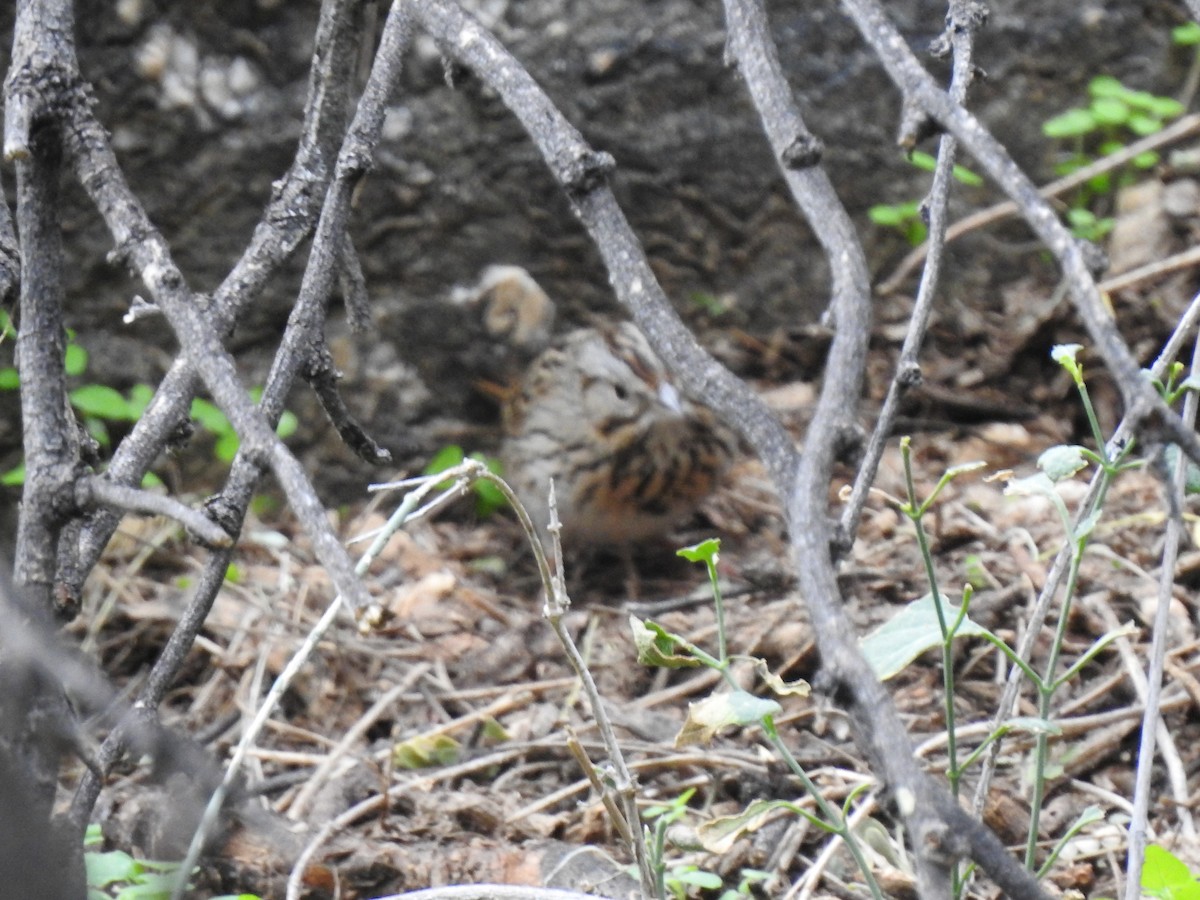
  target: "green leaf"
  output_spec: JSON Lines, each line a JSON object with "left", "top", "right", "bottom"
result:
{"left": 1175, "top": 22, "right": 1200, "bottom": 45}
{"left": 1090, "top": 96, "right": 1129, "bottom": 126}
{"left": 1065, "top": 208, "right": 1114, "bottom": 241}
{"left": 1067, "top": 207, "right": 1098, "bottom": 226}
{"left": 643, "top": 787, "right": 696, "bottom": 822}
{"left": 190, "top": 398, "right": 230, "bottom": 434}
{"left": 1088, "top": 75, "right": 1128, "bottom": 99}
{"left": 1, "top": 461, "right": 26, "bottom": 486}
{"left": 1038, "top": 445, "right": 1089, "bottom": 482}
{"left": 677, "top": 538, "right": 720, "bottom": 565}
{"left": 688, "top": 291, "right": 730, "bottom": 315}
{"left": 85, "top": 416, "right": 112, "bottom": 448}
{"left": 480, "top": 717, "right": 510, "bottom": 743}
{"left": 676, "top": 691, "right": 781, "bottom": 747}
{"left": 1128, "top": 113, "right": 1164, "bottom": 137}
{"left": 0, "top": 367, "right": 18, "bottom": 390}
{"left": 393, "top": 733, "right": 460, "bottom": 769}
{"left": 1143, "top": 844, "right": 1200, "bottom": 899}
{"left": 424, "top": 444, "right": 464, "bottom": 475}
{"left": 868, "top": 204, "right": 911, "bottom": 227}
{"left": 1133, "top": 150, "right": 1161, "bottom": 170}
{"left": 113, "top": 868, "right": 187, "bottom": 898}
{"left": 903, "top": 221, "right": 928, "bottom": 245}
{"left": 907, "top": 149, "right": 982, "bottom": 187}
{"left": 86, "top": 850, "right": 141, "bottom": 888}
{"left": 468, "top": 451, "right": 506, "bottom": 516}
{"left": 869, "top": 200, "right": 926, "bottom": 244}
{"left": 1085, "top": 170, "right": 1111, "bottom": 193}
{"left": 275, "top": 410, "right": 298, "bottom": 440}
{"left": 126, "top": 384, "right": 155, "bottom": 418}
{"left": 472, "top": 479, "right": 506, "bottom": 517}
{"left": 1138, "top": 94, "right": 1185, "bottom": 119}
{"left": 215, "top": 430, "right": 240, "bottom": 463}
{"left": 670, "top": 868, "right": 724, "bottom": 890}
{"left": 1179, "top": 373, "right": 1200, "bottom": 395}
{"left": 64, "top": 342, "right": 88, "bottom": 376}
{"left": 71, "top": 384, "right": 135, "bottom": 420}
{"left": 861, "top": 592, "right": 991, "bottom": 680}
{"left": 952, "top": 163, "right": 984, "bottom": 187}
{"left": 1042, "top": 108, "right": 1096, "bottom": 138}
{"left": 629, "top": 615, "right": 701, "bottom": 669}
{"left": 423, "top": 445, "right": 465, "bottom": 491}
{"left": 908, "top": 150, "right": 937, "bottom": 172}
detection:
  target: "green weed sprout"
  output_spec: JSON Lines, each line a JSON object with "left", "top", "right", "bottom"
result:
{"left": 0, "top": 314, "right": 295, "bottom": 483}
{"left": 868, "top": 152, "right": 983, "bottom": 246}
{"left": 84, "top": 824, "right": 201, "bottom": 900}
{"left": 995, "top": 345, "right": 1140, "bottom": 874}
{"left": 859, "top": 344, "right": 1152, "bottom": 889}
{"left": 190, "top": 388, "right": 298, "bottom": 465}
{"left": 643, "top": 788, "right": 724, "bottom": 899}
{"left": 1042, "top": 75, "right": 1183, "bottom": 238}
{"left": 628, "top": 538, "right": 883, "bottom": 900}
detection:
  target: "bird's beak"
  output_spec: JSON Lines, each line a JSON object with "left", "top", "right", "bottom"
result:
{"left": 657, "top": 381, "right": 683, "bottom": 414}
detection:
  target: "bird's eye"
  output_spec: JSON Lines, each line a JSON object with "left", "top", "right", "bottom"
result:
{"left": 613, "top": 383, "right": 628, "bottom": 401}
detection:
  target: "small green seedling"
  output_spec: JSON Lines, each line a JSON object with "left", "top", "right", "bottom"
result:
{"left": 84, "top": 824, "right": 190, "bottom": 900}
{"left": 84, "top": 824, "right": 260, "bottom": 900}
{"left": 1, "top": 316, "right": 295, "bottom": 482}
{"left": 868, "top": 152, "right": 983, "bottom": 246}
{"left": 1042, "top": 75, "right": 1183, "bottom": 238}
{"left": 190, "top": 389, "right": 298, "bottom": 464}
{"left": 869, "top": 200, "right": 927, "bottom": 246}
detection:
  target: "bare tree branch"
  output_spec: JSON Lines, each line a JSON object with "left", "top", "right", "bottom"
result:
{"left": 841, "top": 0, "right": 983, "bottom": 547}
{"left": 68, "top": 0, "right": 417, "bottom": 828}
{"left": 62, "top": 0, "right": 369, "bottom": 600}
{"left": 79, "top": 478, "right": 232, "bottom": 548}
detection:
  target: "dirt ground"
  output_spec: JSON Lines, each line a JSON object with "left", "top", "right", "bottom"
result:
{"left": 77, "top": 243, "right": 1200, "bottom": 898}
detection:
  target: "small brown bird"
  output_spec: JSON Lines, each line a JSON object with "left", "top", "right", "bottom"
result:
{"left": 501, "top": 321, "right": 736, "bottom": 545}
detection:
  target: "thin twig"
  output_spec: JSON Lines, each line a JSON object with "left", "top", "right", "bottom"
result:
{"left": 1124, "top": 334, "right": 1200, "bottom": 898}
{"left": 285, "top": 667, "right": 429, "bottom": 820}
{"left": 80, "top": 479, "right": 232, "bottom": 548}
{"left": 840, "top": 0, "right": 982, "bottom": 547}
{"left": 1097, "top": 244, "right": 1200, "bottom": 296}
